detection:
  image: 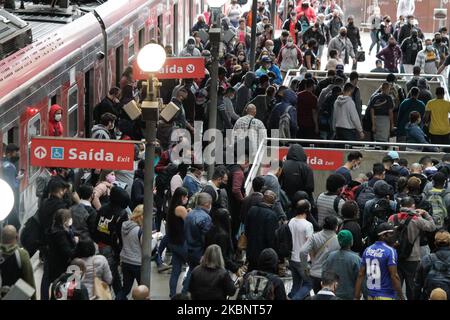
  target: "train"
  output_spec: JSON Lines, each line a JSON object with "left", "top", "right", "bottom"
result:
{"left": 0, "top": 0, "right": 205, "bottom": 223}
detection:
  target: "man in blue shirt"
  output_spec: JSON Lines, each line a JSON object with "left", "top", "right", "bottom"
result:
{"left": 255, "top": 57, "right": 283, "bottom": 86}
{"left": 354, "top": 222, "right": 405, "bottom": 300}
{"left": 182, "top": 192, "right": 213, "bottom": 293}
{"left": 335, "top": 151, "right": 363, "bottom": 185}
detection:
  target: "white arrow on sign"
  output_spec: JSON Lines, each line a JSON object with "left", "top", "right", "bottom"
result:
{"left": 34, "top": 146, "right": 47, "bottom": 159}
{"left": 186, "top": 64, "right": 195, "bottom": 73}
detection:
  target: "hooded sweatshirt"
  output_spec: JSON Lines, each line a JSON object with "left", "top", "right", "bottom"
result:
{"left": 332, "top": 95, "right": 362, "bottom": 132}
{"left": 236, "top": 72, "right": 256, "bottom": 115}
{"left": 269, "top": 89, "right": 298, "bottom": 137}
{"left": 120, "top": 220, "right": 142, "bottom": 266}
{"left": 280, "top": 144, "right": 314, "bottom": 201}
{"left": 180, "top": 37, "right": 201, "bottom": 57}
{"left": 48, "top": 104, "right": 63, "bottom": 136}
{"left": 255, "top": 248, "right": 287, "bottom": 300}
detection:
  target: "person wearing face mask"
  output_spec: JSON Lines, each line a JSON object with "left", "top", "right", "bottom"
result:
{"left": 400, "top": 30, "right": 423, "bottom": 75}
{"left": 433, "top": 32, "right": 449, "bottom": 65}
{"left": 346, "top": 16, "right": 361, "bottom": 56}
{"left": 328, "top": 9, "right": 344, "bottom": 38}
{"left": 376, "top": 36, "right": 402, "bottom": 73}
{"left": 379, "top": 16, "right": 393, "bottom": 48}
{"left": 182, "top": 192, "right": 213, "bottom": 293}
{"left": 91, "top": 112, "right": 116, "bottom": 140}
{"left": 335, "top": 151, "right": 363, "bottom": 186}
{"left": 92, "top": 170, "right": 116, "bottom": 210}
{"left": 273, "top": 30, "right": 290, "bottom": 57}
{"left": 47, "top": 209, "right": 79, "bottom": 292}
{"left": 277, "top": 36, "right": 303, "bottom": 79}
{"left": 415, "top": 39, "right": 440, "bottom": 75}
{"left": 48, "top": 104, "right": 64, "bottom": 137}
{"left": 355, "top": 222, "right": 405, "bottom": 300}
{"left": 398, "top": 14, "right": 423, "bottom": 45}
{"left": 282, "top": 11, "right": 302, "bottom": 45}
{"left": 303, "top": 21, "right": 326, "bottom": 56}
{"left": 328, "top": 27, "right": 356, "bottom": 67}
{"left": 180, "top": 37, "right": 201, "bottom": 57}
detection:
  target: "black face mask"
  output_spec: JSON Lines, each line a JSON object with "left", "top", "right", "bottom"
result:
{"left": 340, "top": 32, "right": 347, "bottom": 37}
{"left": 436, "top": 38, "right": 442, "bottom": 43}
{"left": 412, "top": 34, "right": 418, "bottom": 39}
{"left": 348, "top": 22, "right": 354, "bottom": 26}
{"left": 219, "top": 182, "right": 227, "bottom": 189}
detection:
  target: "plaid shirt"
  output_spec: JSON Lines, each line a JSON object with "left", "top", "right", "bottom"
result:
{"left": 415, "top": 48, "right": 440, "bottom": 74}
{"left": 232, "top": 115, "right": 267, "bottom": 156}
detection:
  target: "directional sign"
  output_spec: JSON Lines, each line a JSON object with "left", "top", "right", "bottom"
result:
{"left": 30, "top": 137, "right": 137, "bottom": 170}
{"left": 133, "top": 57, "right": 205, "bottom": 80}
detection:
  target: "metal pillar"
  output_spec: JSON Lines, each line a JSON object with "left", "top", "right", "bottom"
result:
{"left": 249, "top": 0, "right": 258, "bottom": 70}
{"left": 271, "top": 0, "right": 276, "bottom": 26}
{"left": 140, "top": 75, "right": 158, "bottom": 296}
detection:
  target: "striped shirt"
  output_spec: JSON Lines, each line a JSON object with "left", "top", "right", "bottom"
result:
{"left": 316, "top": 192, "right": 345, "bottom": 227}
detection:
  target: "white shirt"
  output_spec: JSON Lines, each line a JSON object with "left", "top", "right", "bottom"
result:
{"left": 288, "top": 217, "right": 314, "bottom": 262}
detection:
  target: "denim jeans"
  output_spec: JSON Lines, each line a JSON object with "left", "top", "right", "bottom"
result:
{"left": 168, "top": 242, "right": 187, "bottom": 298}
{"left": 288, "top": 260, "right": 313, "bottom": 300}
{"left": 156, "top": 234, "right": 169, "bottom": 266}
{"left": 369, "top": 30, "right": 380, "bottom": 53}
{"left": 117, "top": 262, "right": 141, "bottom": 300}
{"left": 182, "top": 250, "right": 202, "bottom": 294}
{"left": 99, "top": 245, "right": 123, "bottom": 296}
{"left": 398, "top": 260, "right": 419, "bottom": 300}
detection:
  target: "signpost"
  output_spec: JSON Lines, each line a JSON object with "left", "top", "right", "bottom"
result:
{"left": 133, "top": 57, "right": 205, "bottom": 80}
{"left": 30, "top": 137, "right": 136, "bottom": 170}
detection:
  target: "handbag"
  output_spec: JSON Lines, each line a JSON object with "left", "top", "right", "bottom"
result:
{"left": 92, "top": 257, "right": 112, "bottom": 300}
{"left": 356, "top": 50, "right": 365, "bottom": 62}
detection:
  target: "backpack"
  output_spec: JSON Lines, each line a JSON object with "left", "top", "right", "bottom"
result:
{"left": 393, "top": 214, "right": 419, "bottom": 261}
{"left": 238, "top": 270, "right": 275, "bottom": 300}
{"left": 19, "top": 211, "right": 45, "bottom": 257}
{"left": 187, "top": 192, "right": 201, "bottom": 210}
{"left": 362, "top": 105, "right": 372, "bottom": 132}
{"left": 424, "top": 253, "right": 450, "bottom": 299}
{"left": 279, "top": 105, "right": 293, "bottom": 139}
{"left": 0, "top": 249, "right": 22, "bottom": 298}
{"left": 318, "top": 94, "right": 334, "bottom": 132}
{"left": 427, "top": 192, "right": 448, "bottom": 229}
{"left": 367, "top": 198, "right": 392, "bottom": 244}
{"left": 274, "top": 222, "right": 293, "bottom": 259}
{"left": 340, "top": 181, "right": 362, "bottom": 202}
{"left": 356, "top": 183, "right": 375, "bottom": 213}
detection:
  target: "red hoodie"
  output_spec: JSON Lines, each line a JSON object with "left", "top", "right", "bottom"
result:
{"left": 48, "top": 104, "right": 63, "bottom": 136}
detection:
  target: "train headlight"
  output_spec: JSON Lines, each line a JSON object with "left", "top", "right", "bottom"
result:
{"left": 137, "top": 44, "right": 167, "bottom": 73}
{"left": 0, "top": 179, "right": 14, "bottom": 222}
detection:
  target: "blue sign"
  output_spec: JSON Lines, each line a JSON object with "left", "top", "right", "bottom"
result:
{"left": 51, "top": 147, "right": 64, "bottom": 160}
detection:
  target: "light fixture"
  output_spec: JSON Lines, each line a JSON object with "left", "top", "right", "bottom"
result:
{"left": 0, "top": 179, "right": 14, "bottom": 222}
{"left": 136, "top": 44, "right": 167, "bottom": 73}
{"left": 207, "top": 0, "right": 227, "bottom": 8}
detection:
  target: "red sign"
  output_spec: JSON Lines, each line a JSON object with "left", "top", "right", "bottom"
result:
{"left": 30, "top": 137, "right": 136, "bottom": 170}
{"left": 278, "top": 148, "right": 344, "bottom": 171}
{"left": 133, "top": 57, "right": 205, "bottom": 80}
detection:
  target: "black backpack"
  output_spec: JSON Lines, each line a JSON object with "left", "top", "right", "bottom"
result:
{"left": 424, "top": 252, "right": 450, "bottom": 300}
{"left": 20, "top": 211, "right": 45, "bottom": 257}
{"left": 367, "top": 199, "right": 392, "bottom": 244}
{"left": 274, "top": 222, "right": 293, "bottom": 259}
{"left": 238, "top": 270, "right": 275, "bottom": 300}
{"left": 393, "top": 214, "right": 420, "bottom": 261}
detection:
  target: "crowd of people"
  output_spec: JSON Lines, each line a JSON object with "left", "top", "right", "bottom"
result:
{"left": 2, "top": 0, "right": 450, "bottom": 302}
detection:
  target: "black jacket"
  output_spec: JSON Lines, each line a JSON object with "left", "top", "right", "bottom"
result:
{"left": 255, "top": 248, "right": 287, "bottom": 300}
{"left": 398, "top": 24, "right": 423, "bottom": 46}
{"left": 303, "top": 27, "right": 326, "bottom": 46}
{"left": 240, "top": 192, "right": 263, "bottom": 223}
{"left": 280, "top": 144, "right": 314, "bottom": 201}
{"left": 346, "top": 24, "right": 361, "bottom": 49}
{"left": 93, "top": 97, "right": 119, "bottom": 124}
{"left": 189, "top": 265, "right": 236, "bottom": 300}
{"left": 131, "top": 169, "right": 144, "bottom": 211}
{"left": 93, "top": 187, "right": 130, "bottom": 253}
{"left": 70, "top": 203, "right": 96, "bottom": 240}
{"left": 245, "top": 202, "right": 279, "bottom": 270}
{"left": 400, "top": 37, "right": 423, "bottom": 64}
{"left": 205, "top": 226, "right": 240, "bottom": 273}
{"left": 47, "top": 227, "right": 78, "bottom": 282}
{"left": 38, "top": 196, "right": 69, "bottom": 235}
{"left": 342, "top": 218, "right": 363, "bottom": 254}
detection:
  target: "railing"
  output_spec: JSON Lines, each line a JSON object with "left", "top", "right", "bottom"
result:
{"left": 244, "top": 137, "right": 447, "bottom": 195}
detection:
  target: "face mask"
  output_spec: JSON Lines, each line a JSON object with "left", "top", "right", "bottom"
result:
{"left": 352, "top": 164, "right": 360, "bottom": 170}
{"left": 187, "top": 44, "right": 195, "bottom": 50}
{"left": 55, "top": 114, "right": 62, "bottom": 122}
{"left": 348, "top": 22, "right": 354, "bottom": 26}
{"left": 340, "top": 32, "right": 346, "bottom": 37}
{"left": 436, "top": 38, "right": 442, "bottom": 43}
{"left": 389, "top": 42, "right": 396, "bottom": 47}
{"left": 268, "top": 46, "right": 274, "bottom": 51}
{"left": 106, "top": 173, "right": 116, "bottom": 184}
{"left": 412, "top": 33, "right": 418, "bottom": 39}
{"left": 138, "top": 151, "right": 145, "bottom": 159}
{"left": 65, "top": 218, "right": 73, "bottom": 228}
{"left": 427, "top": 45, "right": 433, "bottom": 51}
{"left": 409, "top": 20, "right": 414, "bottom": 25}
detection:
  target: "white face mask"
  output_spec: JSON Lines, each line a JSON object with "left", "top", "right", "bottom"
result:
{"left": 65, "top": 218, "right": 73, "bottom": 228}
{"left": 268, "top": 46, "right": 274, "bottom": 51}
{"left": 55, "top": 114, "right": 62, "bottom": 122}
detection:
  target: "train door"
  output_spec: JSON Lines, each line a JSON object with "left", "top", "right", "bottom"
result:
{"left": 138, "top": 27, "right": 145, "bottom": 49}
{"left": 84, "top": 68, "right": 94, "bottom": 137}
{"left": 115, "top": 45, "right": 124, "bottom": 87}
{"left": 157, "top": 14, "right": 163, "bottom": 45}
{"left": 67, "top": 86, "right": 79, "bottom": 137}
{"left": 173, "top": 3, "right": 179, "bottom": 54}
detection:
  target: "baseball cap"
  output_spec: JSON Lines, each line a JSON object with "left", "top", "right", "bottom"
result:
{"left": 376, "top": 222, "right": 395, "bottom": 236}
{"left": 336, "top": 64, "right": 344, "bottom": 71}
{"left": 261, "top": 56, "right": 272, "bottom": 63}
{"left": 387, "top": 150, "right": 399, "bottom": 160}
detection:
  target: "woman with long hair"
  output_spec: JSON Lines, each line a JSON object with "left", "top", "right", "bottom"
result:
{"left": 92, "top": 169, "right": 115, "bottom": 210}
{"left": 166, "top": 187, "right": 189, "bottom": 298}
{"left": 188, "top": 244, "right": 236, "bottom": 300}
{"left": 205, "top": 209, "right": 241, "bottom": 274}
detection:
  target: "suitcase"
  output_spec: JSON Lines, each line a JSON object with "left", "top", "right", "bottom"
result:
{"left": 123, "top": 99, "right": 141, "bottom": 120}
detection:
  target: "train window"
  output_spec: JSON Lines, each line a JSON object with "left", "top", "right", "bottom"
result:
{"left": 138, "top": 28, "right": 145, "bottom": 49}
{"left": 27, "top": 114, "right": 41, "bottom": 178}
{"left": 67, "top": 86, "right": 78, "bottom": 137}
{"left": 157, "top": 14, "right": 163, "bottom": 44}
{"left": 149, "top": 27, "right": 155, "bottom": 42}
{"left": 7, "top": 126, "right": 19, "bottom": 145}
{"left": 116, "top": 45, "right": 124, "bottom": 86}
{"left": 128, "top": 41, "right": 135, "bottom": 63}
